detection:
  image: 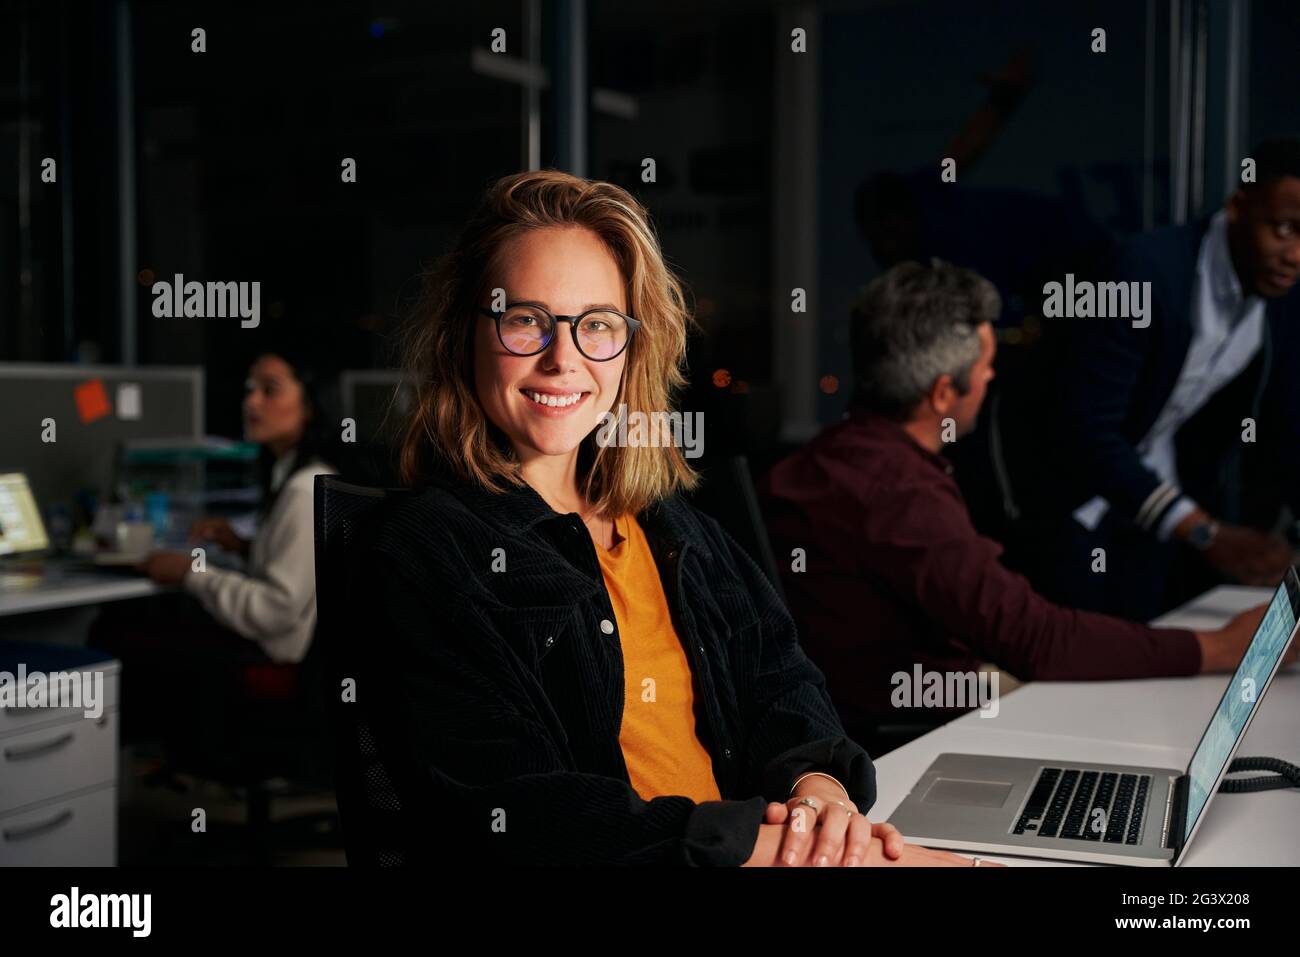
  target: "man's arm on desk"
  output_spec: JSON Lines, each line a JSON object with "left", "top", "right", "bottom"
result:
{"left": 858, "top": 477, "right": 1266, "bottom": 678}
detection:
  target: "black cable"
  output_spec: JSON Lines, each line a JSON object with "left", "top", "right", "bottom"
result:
{"left": 1218, "top": 756, "right": 1300, "bottom": 793}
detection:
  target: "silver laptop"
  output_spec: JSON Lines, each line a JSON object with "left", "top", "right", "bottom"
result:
{"left": 888, "top": 567, "right": 1300, "bottom": 866}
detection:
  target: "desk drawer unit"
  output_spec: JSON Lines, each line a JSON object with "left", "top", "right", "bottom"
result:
{"left": 0, "top": 645, "right": 121, "bottom": 866}
{"left": 0, "top": 786, "right": 116, "bottom": 866}
{"left": 0, "top": 671, "right": 119, "bottom": 737}
{"left": 0, "top": 710, "right": 118, "bottom": 815}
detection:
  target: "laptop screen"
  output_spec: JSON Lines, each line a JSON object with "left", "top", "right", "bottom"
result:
{"left": 1182, "top": 570, "right": 1299, "bottom": 844}
{"left": 0, "top": 472, "right": 49, "bottom": 556}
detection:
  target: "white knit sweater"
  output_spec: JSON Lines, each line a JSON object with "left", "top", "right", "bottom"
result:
{"left": 183, "top": 458, "right": 335, "bottom": 663}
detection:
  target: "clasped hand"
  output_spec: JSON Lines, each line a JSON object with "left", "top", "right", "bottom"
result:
{"left": 746, "top": 777, "right": 1000, "bottom": 867}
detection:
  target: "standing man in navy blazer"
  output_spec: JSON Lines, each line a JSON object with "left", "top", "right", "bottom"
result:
{"left": 1005, "top": 138, "right": 1300, "bottom": 620}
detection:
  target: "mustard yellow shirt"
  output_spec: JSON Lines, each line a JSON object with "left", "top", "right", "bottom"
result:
{"left": 595, "top": 512, "right": 722, "bottom": 803}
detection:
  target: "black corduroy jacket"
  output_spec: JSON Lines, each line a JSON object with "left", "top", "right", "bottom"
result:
{"left": 358, "top": 467, "right": 876, "bottom": 866}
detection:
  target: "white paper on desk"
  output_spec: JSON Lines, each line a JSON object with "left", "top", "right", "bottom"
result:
{"left": 116, "top": 382, "right": 142, "bottom": 420}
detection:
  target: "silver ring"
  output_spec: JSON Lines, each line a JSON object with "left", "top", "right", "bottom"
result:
{"left": 796, "top": 797, "right": 819, "bottom": 811}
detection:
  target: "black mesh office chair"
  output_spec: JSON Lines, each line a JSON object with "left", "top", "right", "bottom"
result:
{"left": 686, "top": 454, "right": 787, "bottom": 603}
{"left": 313, "top": 475, "right": 413, "bottom": 866}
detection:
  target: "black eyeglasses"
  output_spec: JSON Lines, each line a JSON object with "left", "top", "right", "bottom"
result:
{"left": 478, "top": 301, "right": 641, "bottom": 362}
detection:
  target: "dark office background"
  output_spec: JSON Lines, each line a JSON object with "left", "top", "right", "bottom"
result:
{"left": 3, "top": 0, "right": 1298, "bottom": 458}
{"left": 5, "top": 0, "right": 1300, "bottom": 871}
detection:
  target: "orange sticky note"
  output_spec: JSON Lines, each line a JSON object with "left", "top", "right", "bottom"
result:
{"left": 74, "top": 378, "right": 111, "bottom": 424}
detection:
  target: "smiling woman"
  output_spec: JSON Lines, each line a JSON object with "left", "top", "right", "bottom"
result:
{"left": 398, "top": 172, "right": 697, "bottom": 522}
{"left": 354, "top": 169, "right": 984, "bottom": 868}
{"left": 469, "top": 225, "right": 634, "bottom": 475}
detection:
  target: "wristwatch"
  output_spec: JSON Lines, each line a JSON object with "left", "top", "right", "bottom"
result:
{"left": 1186, "top": 519, "right": 1221, "bottom": 551}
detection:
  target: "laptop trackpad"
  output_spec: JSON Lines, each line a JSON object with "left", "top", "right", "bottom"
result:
{"left": 922, "top": 777, "right": 1013, "bottom": 808}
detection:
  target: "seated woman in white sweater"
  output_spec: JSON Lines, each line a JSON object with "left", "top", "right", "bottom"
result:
{"left": 135, "top": 350, "right": 337, "bottom": 663}
{"left": 91, "top": 350, "right": 336, "bottom": 752}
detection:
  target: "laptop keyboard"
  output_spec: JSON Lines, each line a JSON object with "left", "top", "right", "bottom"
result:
{"left": 1012, "top": 767, "right": 1151, "bottom": 845}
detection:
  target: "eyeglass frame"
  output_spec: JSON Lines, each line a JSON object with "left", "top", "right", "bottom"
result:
{"left": 477, "top": 301, "right": 642, "bottom": 362}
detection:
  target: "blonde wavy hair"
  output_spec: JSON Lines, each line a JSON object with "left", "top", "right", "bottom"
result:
{"left": 398, "top": 169, "right": 701, "bottom": 516}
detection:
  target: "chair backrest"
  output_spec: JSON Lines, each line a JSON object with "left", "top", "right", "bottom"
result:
{"left": 314, "top": 475, "right": 412, "bottom": 866}
{"left": 688, "top": 454, "right": 787, "bottom": 602}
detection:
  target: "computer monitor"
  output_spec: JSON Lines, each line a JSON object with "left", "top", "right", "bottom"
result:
{"left": 0, "top": 472, "right": 50, "bottom": 556}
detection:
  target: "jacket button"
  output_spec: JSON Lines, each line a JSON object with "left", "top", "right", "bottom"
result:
{"left": 666, "top": 549, "right": 678, "bottom": 561}
{"left": 698, "top": 643, "right": 706, "bottom": 655}
{"left": 600, "top": 619, "right": 615, "bottom": 635}
{"left": 544, "top": 636, "right": 555, "bottom": 648}
{"left": 723, "top": 748, "right": 732, "bottom": 759}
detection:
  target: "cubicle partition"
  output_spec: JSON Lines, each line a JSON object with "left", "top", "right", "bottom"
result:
{"left": 0, "top": 363, "right": 204, "bottom": 510}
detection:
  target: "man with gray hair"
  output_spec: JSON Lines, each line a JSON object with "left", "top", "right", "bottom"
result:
{"left": 758, "top": 260, "right": 1264, "bottom": 743}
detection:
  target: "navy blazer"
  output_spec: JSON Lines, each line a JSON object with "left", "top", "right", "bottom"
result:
{"left": 1010, "top": 216, "right": 1300, "bottom": 529}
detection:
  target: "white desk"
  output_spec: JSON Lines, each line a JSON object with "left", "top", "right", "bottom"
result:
{"left": 0, "top": 574, "right": 161, "bottom": 618}
{"left": 869, "top": 586, "right": 1299, "bottom": 866}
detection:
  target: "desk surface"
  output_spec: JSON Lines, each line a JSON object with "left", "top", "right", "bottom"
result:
{"left": 0, "top": 566, "right": 161, "bottom": 617}
{"left": 870, "top": 586, "right": 1299, "bottom": 866}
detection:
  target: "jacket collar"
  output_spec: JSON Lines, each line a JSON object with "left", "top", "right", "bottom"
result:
{"left": 424, "top": 458, "right": 690, "bottom": 550}
{"left": 1201, "top": 209, "right": 1253, "bottom": 311}
{"left": 425, "top": 461, "right": 565, "bottom": 534}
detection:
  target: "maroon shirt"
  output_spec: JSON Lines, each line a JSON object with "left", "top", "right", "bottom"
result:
{"left": 757, "top": 407, "right": 1202, "bottom": 728}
